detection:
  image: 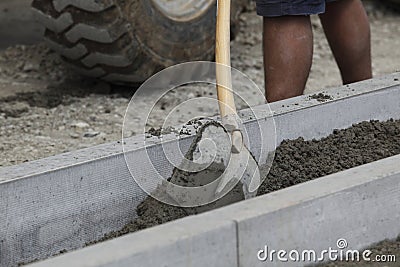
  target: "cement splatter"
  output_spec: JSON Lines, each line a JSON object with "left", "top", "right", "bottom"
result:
{"left": 310, "top": 93, "right": 333, "bottom": 102}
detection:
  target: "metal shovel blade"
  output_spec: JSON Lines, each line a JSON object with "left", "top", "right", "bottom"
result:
{"left": 215, "top": 131, "right": 261, "bottom": 199}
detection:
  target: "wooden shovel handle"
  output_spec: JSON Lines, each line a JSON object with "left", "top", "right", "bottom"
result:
{"left": 216, "top": 0, "right": 237, "bottom": 119}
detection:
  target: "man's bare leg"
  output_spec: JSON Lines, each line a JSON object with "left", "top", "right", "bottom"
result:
{"left": 319, "top": 0, "right": 372, "bottom": 84}
{"left": 263, "top": 16, "right": 313, "bottom": 102}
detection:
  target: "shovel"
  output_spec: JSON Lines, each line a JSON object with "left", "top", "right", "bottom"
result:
{"left": 214, "top": 0, "right": 261, "bottom": 199}
{"left": 166, "top": 0, "right": 261, "bottom": 206}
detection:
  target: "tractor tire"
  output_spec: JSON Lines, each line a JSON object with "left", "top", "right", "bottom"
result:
{"left": 31, "top": 0, "right": 248, "bottom": 84}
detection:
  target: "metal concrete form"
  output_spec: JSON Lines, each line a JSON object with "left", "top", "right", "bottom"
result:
{"left": 0, "top": 73, "right": 399, "bottom": 266}
{"left": 30, "top": 153, "right": 400, "bottom": 267}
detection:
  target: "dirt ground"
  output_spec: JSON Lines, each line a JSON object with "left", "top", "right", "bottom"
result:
{"left": 0, "top": 1, "right": 400, "bottom": 167}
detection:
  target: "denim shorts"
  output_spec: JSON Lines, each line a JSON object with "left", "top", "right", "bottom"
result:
{"left": 256, "top": 0, "right": 338, "bottom": 17}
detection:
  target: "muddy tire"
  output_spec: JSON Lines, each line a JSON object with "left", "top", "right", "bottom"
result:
{"left": 31, "top": 0, "right": 248, "bottom": 84}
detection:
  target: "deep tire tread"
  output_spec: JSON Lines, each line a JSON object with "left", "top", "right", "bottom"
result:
{"left": 32, "top": 0, "right": 248, "bottom": 84}
{"left": 32, "top": 0, "right": 143, "bottom": 82}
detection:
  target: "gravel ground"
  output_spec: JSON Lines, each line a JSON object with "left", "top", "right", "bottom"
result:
{"left": 0, "top": 1, "right": 400, "bottom": 167}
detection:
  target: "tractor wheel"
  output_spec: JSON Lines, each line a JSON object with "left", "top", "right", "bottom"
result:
{"left": 31, "top": 0, "right": 248, "bottom": 84}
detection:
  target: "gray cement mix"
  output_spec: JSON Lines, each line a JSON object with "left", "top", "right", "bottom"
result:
{"left": 89, "top": 119, "right": 400, "bottom": 245}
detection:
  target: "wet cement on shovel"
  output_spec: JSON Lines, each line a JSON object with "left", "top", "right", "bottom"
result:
{"left": 91, "top": 119, "right": 400, "bottom": 244}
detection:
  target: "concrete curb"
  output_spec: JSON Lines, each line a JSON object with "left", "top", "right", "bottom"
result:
{"left": 30, "top": 154, "right": 400, "bottom": 267}
{"left": 30, "top": 216, "right": 238, "bottom": 267}
{"left": 0, "top": 73, "right": 399, "bottom": 266}
{"left": 210, "top": 153, "right": 400, "bottom": 266}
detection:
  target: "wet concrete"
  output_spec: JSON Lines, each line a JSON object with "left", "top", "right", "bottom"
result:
{"left": 310, "top": 93, "right": 334, "bottom": 102}
{"left": 91, "top": 119, "right": 400, "bottom": 244}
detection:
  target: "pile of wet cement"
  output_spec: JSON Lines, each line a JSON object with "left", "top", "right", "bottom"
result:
{"left": 93, "top": 119, "right": 400, "bottom": 243}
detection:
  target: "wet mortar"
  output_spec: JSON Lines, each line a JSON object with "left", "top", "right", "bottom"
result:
{"left": 88, "top": 119, "right": 400, "bottom": 244}
{"left": 310, "top": 93, "right": 334, "bottom": 102}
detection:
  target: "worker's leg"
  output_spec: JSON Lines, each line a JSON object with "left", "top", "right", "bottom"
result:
{"left": 319, "top": 0, "right": 372, "bottom": 84}
{"left": 263, "top": 16, "right": 313, "bottom": 102}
